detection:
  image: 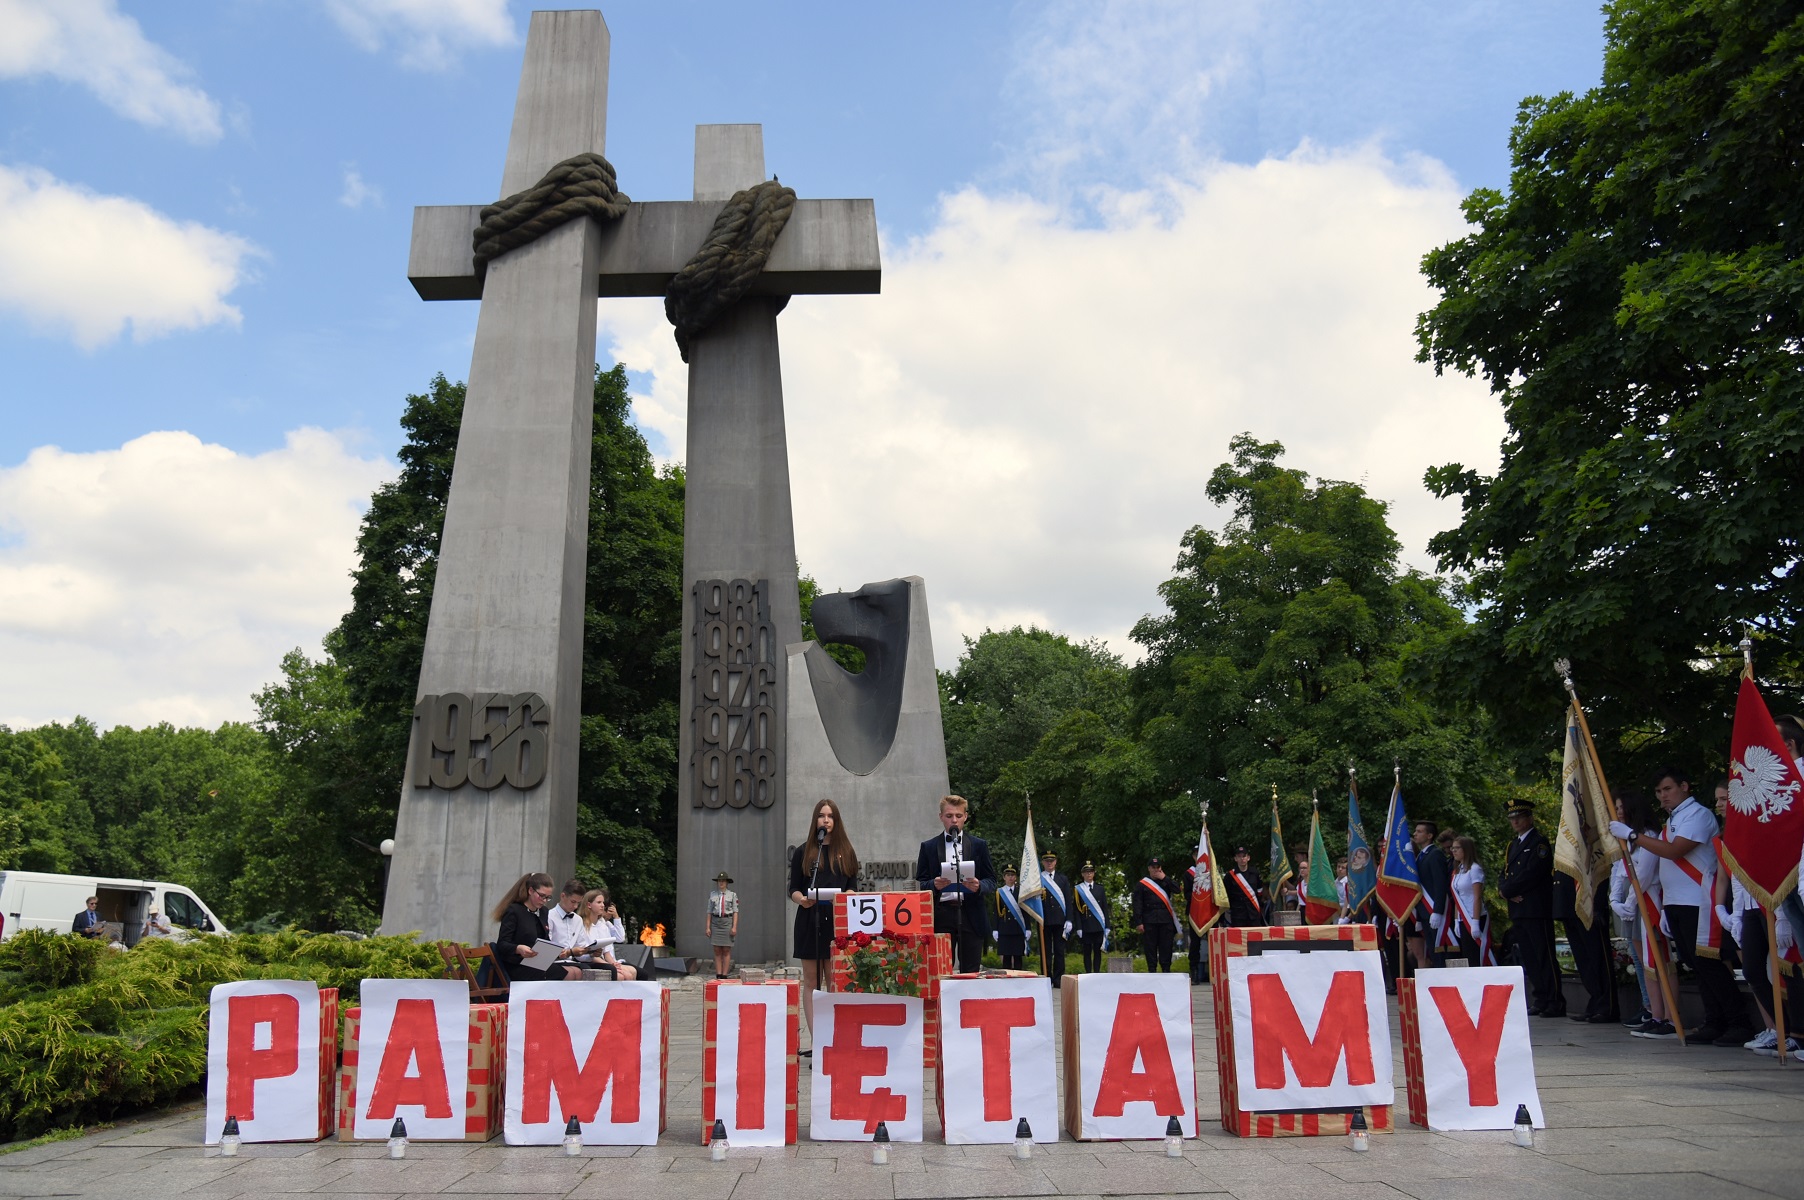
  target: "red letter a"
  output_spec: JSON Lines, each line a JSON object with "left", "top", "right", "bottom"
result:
{"left": 1427, "top": 985, "right": 1512, "bottom": 1107}
{"left": 1093, "top": 994, "right": 1183, "bottom": 1117}
{"left": 366, "top": 998, "right": 454, "bottom": 1119}
{"left": 1248, "top": 971, "right": 1374, "bottom": 1090}
{"left": 226, "top": 993, "right": 301, "bottom": 1120}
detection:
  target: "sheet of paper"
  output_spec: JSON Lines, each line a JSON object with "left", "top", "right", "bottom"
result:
{"left": 807, "top": 887, "right": 842, "bottom": 901}
{"left": 531, "top": 937, "right": 564, "bottom": 962}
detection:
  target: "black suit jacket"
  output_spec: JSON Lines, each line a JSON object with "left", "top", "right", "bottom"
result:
{"left": 72, "top": 909, "right": 104, "bottom": 938}
{"left": 1040, "top": 870, "right": 1074, "bottom": 930}
{"left": 1416, "top": 844, "right": 1452, "bottom": 922}
{"left": 1131, "top": 874, "right": 1178, "bottom": 927}
{"left": 1501, "top": 828, "right": 1554, "bottom": 919}
{"left": 916, "top": 832, "right": 995, "bottom": 935}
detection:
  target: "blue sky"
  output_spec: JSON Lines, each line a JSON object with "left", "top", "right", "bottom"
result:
{"left": 0, "top": 1, "right": 1606, "bottom": 727}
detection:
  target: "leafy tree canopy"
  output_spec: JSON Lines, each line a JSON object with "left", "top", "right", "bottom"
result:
{"left": 1416, "top": 0, "right": 1804, "bottom": 777}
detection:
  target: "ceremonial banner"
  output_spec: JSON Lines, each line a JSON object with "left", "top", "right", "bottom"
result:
{"left": 1268, "top": 800, "right": 1294, "bottom": 903}
{"left": 1061, "top": 973, "right": 1196, "bottom": 1141}
{"left": 937, "top": 977, "right": 1058, "bottom": 1144}
{"left": 1346, "top": 776, "right": 1376, "bottom": 913}
{"left": 1303, "top": 806, "right": 1339, "bottom": 925}
{"left": 1188, "top": 816, "right": 1228, "bottom": 935}
{"left": 352, "top": 979, "right": 469, "bottom": 1141}
{"left": 1402, "top": 967, "right": 1544, "bottom": 1131}
{"left": 504, "top": 981, "right": 668, "bottom": 1145}
{"left": 810, "top": 992, "right": 924, "bottom": 1142}
{"left": 1554, "top": 708, "right": 1621, "bottom": 928}
{"left": 1225, "top": 949, "right": 1391, "bottom": 1111}
{"left": 206, "top": 980, "right": 334, "bottom": 1144}
{"left": 1722, "top": 674, "right": 1804, "bottom": 909}
{"left": 1018, "top": 811, "right": 1047, "bottom": 927}
{"left": 702, "top": 980, "right": 797, "bottom": 1146}
{"left": 1375, "top": 780, "right": 1420, "bottom": 924}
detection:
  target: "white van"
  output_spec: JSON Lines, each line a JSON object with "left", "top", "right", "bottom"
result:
{"left": 0, "top": 871, "right": 230, "bottom": 946}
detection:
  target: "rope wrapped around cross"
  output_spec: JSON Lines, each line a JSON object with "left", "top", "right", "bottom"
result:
{"left": 471, "top": 150, "right": 796, "bottom": 362}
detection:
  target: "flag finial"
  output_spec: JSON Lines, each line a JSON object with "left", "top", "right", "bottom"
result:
{"left": 1312, "top": 789, "right": 1318, "bottom": 808}
{"left": 1392, "top": 758, "right": 1400, "bottom": 781}
{"left": 1554, "top": 657, "right": 1576, "bottom": 697}
{"left": 1270, "top": 782, "right": 1278, "bottom": 805}
{"left": 1348, "top": 760, "right": 1356, "bottom": 780}
{"left": 1741, "top": 627, "right": 1754, "bottom": 678}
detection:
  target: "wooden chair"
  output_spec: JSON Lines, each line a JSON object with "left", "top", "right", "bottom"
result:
{"left": 440, "top": 942, "right": 509, "bottom": 1002}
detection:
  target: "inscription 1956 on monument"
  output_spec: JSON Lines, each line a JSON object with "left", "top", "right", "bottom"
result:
{"left": 691, "top": 579, "right": 778, "bottom": 810}
{"left": 410, "top": 693, "right": 550, "bottom": 791}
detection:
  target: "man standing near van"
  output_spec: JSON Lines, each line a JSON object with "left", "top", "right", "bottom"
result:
{"left": 73, "top": 896, "right": 104, "bottom": 939}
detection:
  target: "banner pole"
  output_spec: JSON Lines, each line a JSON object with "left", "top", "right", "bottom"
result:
{"left": 1559, "top": 671, "right": 1687, "bottom": 1047}
{"left": 1769, "top": 907, "right": 1789, "bottom": 1067}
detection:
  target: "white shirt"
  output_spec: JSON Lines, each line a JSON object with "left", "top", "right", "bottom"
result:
{"left": 1451, "top": 863, "right": 1485, "bottom": 921}
{"left": 546, "top": 903, "right": 585, "bottom": 949}
{"left": 1658, "top": 797, "right": 1718, "bottom": 908}
{"left": 571, "top": 919, "right": 618, "bottom": 955}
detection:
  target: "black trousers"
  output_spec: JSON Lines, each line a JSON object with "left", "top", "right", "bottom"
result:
{"left": 1043, "top": 927, "right": 1066, "bottom": 986}
{"left": 1667, "top": 904, "right": 1748, "bottom": 1032}
{"left": 1189, "top": 929, "right": 1210, "bottom": 983}
{"left": 1562, "top": 913, "right": 1617, "bottom": 1019}
{"left": 1143, "top": 923, "right": 1174, "bottom": 971}
{"left": 1000, "top": 952, "right": 1024, "bottom": 971}
{"left": 1514, "top": 917, "right": 1562, "bottom": 1012}
{"left": 1738, "top": 910, "right": 1773, "bottom": 1025}
{"left": 1078, "top": 933, "right": 1105, "bottom": 972}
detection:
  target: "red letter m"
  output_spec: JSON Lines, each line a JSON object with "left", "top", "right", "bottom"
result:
{"left": 1248, "top": 971, "right": 1374, "bottom": 1090}
{"left": 523, "top": 998, "right": 643, "bottom": 1125}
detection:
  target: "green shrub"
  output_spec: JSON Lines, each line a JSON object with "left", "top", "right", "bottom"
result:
{"left": 0, "top": 929, "right": 107, "bottom": 988}
{"left": 0, "top": 932, "right": 444, "bottom": 1141}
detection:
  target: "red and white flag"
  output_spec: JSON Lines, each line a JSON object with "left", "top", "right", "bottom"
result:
{"left": 1188, "top": 817, "right": 1228, "bottom": 936}
{"left": 1721, "top": 675, "right": 1804, "bottom": 910}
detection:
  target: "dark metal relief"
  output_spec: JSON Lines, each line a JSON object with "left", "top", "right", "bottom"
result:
{"left": 691, "top": 578, "right": 779, "bottom": 809}
{"left": 411, "top": 692, "right": 550, "bottom": 790}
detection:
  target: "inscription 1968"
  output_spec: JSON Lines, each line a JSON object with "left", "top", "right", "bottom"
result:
{"left": 691, "top": 578, "right": 779, "bottom": 809}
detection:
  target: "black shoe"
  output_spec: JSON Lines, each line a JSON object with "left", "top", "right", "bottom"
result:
{"left": 1525, "top": 1007, "right": 1543, "bottom": 1017}
{"left": 1632, "top": 1020, "right": 1677, "bottom": 1039}
{"left": 1714, "top": 1027, "right": 1756, "bottom": 1047}
{"left": 1539, "top": 1007, "right": 1568, "bottom": 1018}
{"left": 1568, "top": 1013, "right": 1593, "bottom": 1023}
{"left": 1692, "top": 1025, "right": 1726, "bottom": 1043}
{"left": 1623, "top": 1009, "right": 1651, "bottom": 1028}
{"left": 1587, "top": 1013, "right": 1615, "bottom": 1024}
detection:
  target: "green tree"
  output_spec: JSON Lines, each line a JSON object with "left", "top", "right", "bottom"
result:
{"left": 0, "top": 728, "right": 88, "bottom": 872}
{"left": 1415, "top": 0, "right": 1804, "bottom": 776}
{"left": 1127, "top": 434, "right": 1512, "bottom": 870}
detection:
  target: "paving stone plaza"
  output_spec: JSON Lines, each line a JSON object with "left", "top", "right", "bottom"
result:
{"left": 6, "top": 980, "right": 1803, "bottom": 1200}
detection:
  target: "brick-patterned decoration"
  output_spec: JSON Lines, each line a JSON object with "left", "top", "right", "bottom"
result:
{"left": 830, "top": 930, "right": 953, "bottom": 1068}
{"left": 1397, "top": 978, "right": 1428, "bottom": 1128}
{"left": 832, "top": 891, "right": 933, "bottom": 938}
{"left": 316, "top": 988, "right": 339, "bottom": 1142}
{"left": 336, "top": 1002, "right": 507, "bottom": 1142}
{"left": 1207, "top": 923, "right": 1394, "bottom": 1138}
{"left": 701, "top": 979, "right": 799, "bottom": 1145}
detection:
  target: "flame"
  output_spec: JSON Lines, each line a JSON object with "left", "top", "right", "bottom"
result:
{"left": 638, "top": 923, "right": 666, "bottom": 947}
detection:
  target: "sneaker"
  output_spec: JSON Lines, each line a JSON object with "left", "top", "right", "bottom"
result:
{"left": 1623, "top": 1009, "right": 1652, "bottom": 1029}
{"left": 1746, "top": 1029, "right": 1779, "bottom": 1051}
{"left": 1753, "top": 1038, "right": 1801, "bottom": 1058}
{"left": 1631, "top": 1020, "right": 1677, "bottom": 1039}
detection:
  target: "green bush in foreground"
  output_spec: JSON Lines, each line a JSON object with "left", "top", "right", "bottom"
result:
{"left": 0, "top": 930, "right": 442, "bottom": 1141}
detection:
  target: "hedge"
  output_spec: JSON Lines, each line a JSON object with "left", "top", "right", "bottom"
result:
{"left": 0, "top": 929, "right": 442, "bottom": 1141}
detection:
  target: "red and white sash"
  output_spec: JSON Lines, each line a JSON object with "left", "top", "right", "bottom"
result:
{"left": 1139, "top": 877, "right": 1175, "bottom": 921}
{"left": 1446, "top": 882, "right": 1495, "bottom": 965}
{"left": 1228, "top": 871, "right": 1260, "bottom": 910}
{"left": 1667, "top": 830, "right": 1720, "bottom": 957}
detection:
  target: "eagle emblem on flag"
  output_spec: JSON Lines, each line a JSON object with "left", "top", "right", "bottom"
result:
{"left": 1729, "top": 744, "right": 1801, "bottom": 824}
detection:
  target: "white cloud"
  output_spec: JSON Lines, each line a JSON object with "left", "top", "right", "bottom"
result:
{"left": 0, "top": 429, "right": 393, "bottom": 729}
{"left": 601, "top": 143, "right": 1501, "bottom": 668}
{"left": 339, "top": 164, "right": 382, "bottom": 209}
{"left": 321, "top": 0, "right": 515, "bottom": 70}
{"left": 0, "top": 0, "right": 222, "bottom": 142}
{"left": 0, "top": 163, "right": 258, "bottom": 348}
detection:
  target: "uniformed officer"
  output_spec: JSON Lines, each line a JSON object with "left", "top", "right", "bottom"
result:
{"left": 992, "top": 865, "right": 1029, "bottom": 970}
{"left": 1224, "top": 846, "right": 1266, "bottom": 927}
{"left": 1038, "top": 850, "right": 1074, "bottom": 987}
{"left": 1073, "top": 862, "right": 1110, "bottom": 972}
{"left": 1501, "top": 802, "right": 1563, "bottom": 1015}
{"left": 1133, "top": 857, "right": 1179, "bottom": 971}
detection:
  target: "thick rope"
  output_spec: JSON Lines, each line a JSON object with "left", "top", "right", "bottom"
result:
{"left": 471, "top": 151, "right": 631, "bottom": 271}
{"left": 664, "top": 179, "right": 796, "bottom": 361}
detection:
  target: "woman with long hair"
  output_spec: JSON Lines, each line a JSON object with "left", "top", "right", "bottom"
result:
{"left": 572, "top": 888, "right": 638, "bottom": 980}
{"left": 491, "top": 871, "right": 582, "bottom": 982}
{"left": 789, "top": 798, "right": 859, "bottom": 1037}
{"left": 1448, "top": 836, "right": 1495, "bottom": 965}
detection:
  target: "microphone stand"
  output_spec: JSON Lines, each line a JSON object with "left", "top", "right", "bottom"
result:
{"left": 811, "top": 829, "right": 830, "bottom": 994}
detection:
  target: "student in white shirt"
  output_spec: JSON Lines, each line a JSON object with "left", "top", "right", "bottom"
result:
{"left": 571, "top": 888, "right": 637, "bottom": 980}
{"left": 1611, "top": 766, "right": 1752, "bottom": 1044}
{"left": 545, "top": 878, "right": 588, "bottom": 952}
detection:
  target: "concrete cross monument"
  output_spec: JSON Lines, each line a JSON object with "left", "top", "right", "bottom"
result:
{"left": 383, "top": 8, "right": 879, "bottom": 956}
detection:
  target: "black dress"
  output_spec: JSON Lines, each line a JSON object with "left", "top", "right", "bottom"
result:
{"left": 791, "top": 844, "right": 857, "bottom": 959}
{"left": 496, "top": 901, "right": 554, "bottom": 982}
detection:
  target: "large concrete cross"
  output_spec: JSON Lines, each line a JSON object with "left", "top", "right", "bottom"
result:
{"left": 382, "top": 8, "right": 878, "bottom": 952}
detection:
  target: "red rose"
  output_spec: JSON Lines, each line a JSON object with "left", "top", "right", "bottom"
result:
{"left": 853, "top": 931, "right": 873, "bottom": 948}
{"left": 833, "top": 935, "right": 850, "bottom": 950}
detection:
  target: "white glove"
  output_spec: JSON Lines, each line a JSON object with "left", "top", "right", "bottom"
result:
{"left": 1063, "top": 922, "right": 1072, "bottom": 938}
{"left": 1725, "top": 909, "right": 1744, "bottom": 946}
{"left": 991, "top": 931, "right": 999, "bottom": 942}
{"left": 1779, "top": 920, "right": 1796, "bottom": 960}
{"left": 1659, "top": 911, "right": 1671, "bottom": 938}
{"left": 1608, "top": 820, "right": 1633, "bottom": 840}
{"left": 1610, "top": 899, "right": 1636, "bottom": 922}
{"left": 1429, "top": 913, "right": 1444, "bottom": 932}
